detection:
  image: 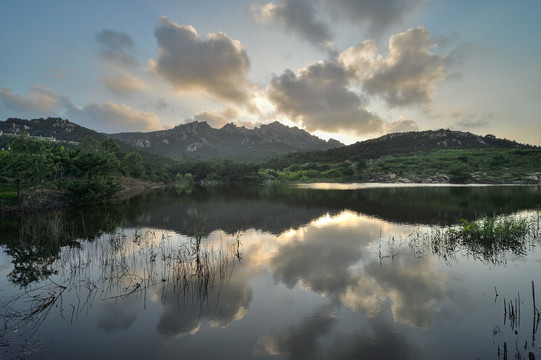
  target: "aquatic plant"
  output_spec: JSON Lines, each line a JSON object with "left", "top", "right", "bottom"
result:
{"left": 411, "top": 211, "right": 541, "bottom": 264}
{"left": 448, "top": 216, "right": 529, "bottom": 254}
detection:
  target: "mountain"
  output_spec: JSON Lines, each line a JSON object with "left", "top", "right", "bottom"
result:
{"left": 0, "top": 117, "right": 107, "bottom": 143}
{"left": 109, "top": 121, "right": 344, "bottom": 162}
{"left": 267, "top": 129, "right": 535, "bottom": 166}
{"left": 0, "top": 118, "right": 343, "bottom": 162}
{"left": 334, "top": 129, "right": 532, "bottom": 158}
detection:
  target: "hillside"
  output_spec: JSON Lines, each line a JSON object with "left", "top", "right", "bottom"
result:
{"left": 267, "top": 129, "right": 534, "bottom": 167}
{"left": 109, "top": 121, "right": 343, "bottom": 162}
{"left": 263, "top": 129, "right": 540, "bottom": 184}
{"left": 0, "top": 117, "right": 107, "bottom": 147}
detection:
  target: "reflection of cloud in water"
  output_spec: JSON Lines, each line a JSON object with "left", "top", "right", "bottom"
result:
{"left": 156, "top": 274, "right": 253, "bottom": 340}
{"left": 341, "top": 255, "right": 447, "bottom": 328}
{"left": 256, "top": 305, "right": 420, "bottom": 360}
{"left": 364, "top": 256, "right": 447, "bottom": 328}
{"left": 264, "top": 210, "right": 447, "bottom": 328}
{"left": 269, "top": 212, "right": 381, "bottom": 294}
{"left": 340, "top": 276, "right": 386, "bottom": 317}
{"left": 256, "top": 306, "right": 338, "bottom": 360}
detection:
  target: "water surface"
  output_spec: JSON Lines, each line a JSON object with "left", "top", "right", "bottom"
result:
{"left": 1, "top": 184, "right": 541, "bottom": 359}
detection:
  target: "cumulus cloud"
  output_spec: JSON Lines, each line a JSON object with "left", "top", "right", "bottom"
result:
{"left": 252, "top": 0, "right": 333, "bottom": 49}
{"left": 0, "top": 85, "right": 60, "bottom": 115}
{"left": 150, "top": 16, "right": 254, "bottom": 104}
{"left": 341, "top": 27, "right": 447, "bottom": 107}
{"left": 266, "top": 26, "right": 446, "bottom": 136}
{"left": 96, "top": 29, "right": 138, "bottom": 67}
{"left": 102, "top": 75, "right": 148, "bottom": 95}
{"left": 323, "top": 0, "right": 422, "bottom": 36}
{"left": 66, "top": 101, "right": 162, "bottom": 133}
{"left": 267, "top": 61, "right": 384, "bottom": 135}
{"left": 0, "top": 85, "right": 162, "bottom": 133}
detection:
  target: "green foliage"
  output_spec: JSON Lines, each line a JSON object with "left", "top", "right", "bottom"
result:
{"left": 414, "top": 212, "right": 538, "bottom": 264}
{"left": 123, "top": 152, "right": 144, "bottom": 177}
{"left": 438, "top": 215, "right": 531, "bottom": 260}
{"left": 66, "top": 176, "right": 122, "bottom": 205}
{"left": 0, "top": 135, "right": 166, "bottom": 206}
{"left": 448, "top": 164, "right": 471, "bottom": 183}
{"left": 175, "top": 172, "right": 194, "bottom": 191}
{"left": 0, "top": 135, "right": 57, "bottom": 198}
{"left": 264, "top": 147, "right": 541, "bottom": 184}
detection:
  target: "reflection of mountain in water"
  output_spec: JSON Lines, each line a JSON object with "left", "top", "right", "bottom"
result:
{"left": 2, "top": 184, "right": 540, "bottom": 287}
{"left": 124, "top": 185, "right": 541, "bottom": 235}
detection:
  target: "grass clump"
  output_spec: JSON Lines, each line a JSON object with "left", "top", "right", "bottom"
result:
{"left": 414, "top": 212, "right": 540, "bottom": 264}
{"left": 450, "top": 216, "right": 529, "bottom": 249}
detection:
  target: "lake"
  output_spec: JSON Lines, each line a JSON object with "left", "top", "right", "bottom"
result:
{"left": 1, "top": 184, "right": 541, "bottom": 359}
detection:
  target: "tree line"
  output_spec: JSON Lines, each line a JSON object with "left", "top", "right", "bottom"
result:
{"left": 0, "top": 134, "right": 264, "bottom": 206}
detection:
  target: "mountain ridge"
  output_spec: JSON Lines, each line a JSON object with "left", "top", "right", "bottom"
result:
{"left": 109, "top": 120, "right": 344, "bottom": 161}
{"left": 1, "top": 118, "right": 536, "bottom": 165}
{"left": 0, "top": 117, "right": 344, "bottom": 162}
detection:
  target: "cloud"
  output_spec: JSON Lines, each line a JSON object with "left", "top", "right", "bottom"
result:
{"left": 65, "top": 101, "right": 162, "bottom": 133}
{"left": 150, "top": 16, "right": 254, "bottom": 104}
{"left": 193, "top": 107, "right": 239, "bottom": 128}
{"left": 339, "top": 27, "right": 446, "bottom": 107}
{"left": 252, "top": 0, "right": 421, "bottom": 50}
{"left": 252, "top": 0, "right": 333, "bottom": 49}
{"left": 266, "top": 26, "right": 447, "bottom": 136}
{"left": 386, "top": 117, "right": 420, "bottom": 133}
{"left": 102, "top": 75, "right": 148, "bottom": 95}
{"left": 96, "top": 29, "right": 138, "bottom": 67}
{"left": 267, "top": 61, "right": 384, "bottom": 135}
{"left": 323, "top": 0, "right": 422, "bottom": 36}
{"left": 432, "top": 32, "right": 489, "bottom": 68}
{"left": 453, "top": 113, "right": 492, "bottom": 129}
{"left": 193, "top": 107, "right": 261, "bottom": 129}
{"left": 0, "top": 85, "right": 60, "bottom": 115}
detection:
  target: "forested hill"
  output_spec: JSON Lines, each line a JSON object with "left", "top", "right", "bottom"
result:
{"left": 266, "top": 129, "right": 535, "bottom": 167}
{"left": 109, "top": 121, "right": 343, "bottom": 162}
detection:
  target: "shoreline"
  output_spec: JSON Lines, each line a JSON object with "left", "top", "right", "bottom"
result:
{"left": 0, "top": 177, "right": 170, "bottom": 215}
{"left": 2, "top": 178, "right": 539, "bottom": 216}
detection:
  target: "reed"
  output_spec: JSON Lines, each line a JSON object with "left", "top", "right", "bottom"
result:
{"left": 410, "top": 211, "right": 540, "bottom": 264}
{"left": 1, "top": 226, "right": 240, "bottom": 351}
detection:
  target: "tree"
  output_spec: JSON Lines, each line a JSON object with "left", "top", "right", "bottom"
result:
{"left": 123, "top": 152, "right": 144, "bottom": 177}
{"left": 0, "top": 135, "right": 56, "bottom": 199}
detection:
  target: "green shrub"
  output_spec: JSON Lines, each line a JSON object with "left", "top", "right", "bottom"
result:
{"left": 66, "top": 176, "right": 122, "bottom": 205}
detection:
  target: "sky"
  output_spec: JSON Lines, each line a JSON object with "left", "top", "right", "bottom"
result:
{"left": 1, "top": 0, "right": 540, "bottom": 145}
